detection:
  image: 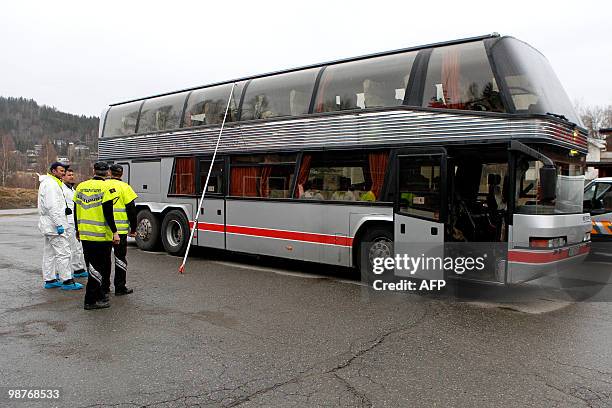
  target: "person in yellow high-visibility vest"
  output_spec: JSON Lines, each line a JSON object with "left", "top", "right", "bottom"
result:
{"left": 105, "top": 164, "right": 138, "bottom": 296}
{"left": 73, "top": 162, "right": 120, "bottom": 310}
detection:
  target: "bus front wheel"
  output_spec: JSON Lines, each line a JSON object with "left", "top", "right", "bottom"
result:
{"left": 161, "top": 210, "right": 190, "bottom": 256}
{"left": 136, "top": 209, "right": 161, "bottom": 251}
{"left": 356, "top": 226, "right": 394, "bottom": 283}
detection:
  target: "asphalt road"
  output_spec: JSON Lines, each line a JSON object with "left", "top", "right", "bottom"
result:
{"left": 1, "top": 212, "right": 611, "bottom": 407}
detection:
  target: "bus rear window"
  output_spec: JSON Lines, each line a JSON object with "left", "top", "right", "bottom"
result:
{"left": 103, "top": 101, "right": 142, "bottom": 137}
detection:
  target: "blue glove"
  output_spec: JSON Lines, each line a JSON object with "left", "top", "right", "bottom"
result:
{"left": 56, "top": 225, "right": 65, "bottom": 235}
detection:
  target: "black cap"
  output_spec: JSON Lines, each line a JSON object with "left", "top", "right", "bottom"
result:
{"left": 50, "top": 162, "right": 69, "bottom": 171}
{"left": 110, "top": 163, "right": 123, "bottom": 174}
{"left": 93, "top": 161, "right": 110, "bottom": 171}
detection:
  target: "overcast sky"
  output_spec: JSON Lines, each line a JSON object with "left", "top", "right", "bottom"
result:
{"left": 1, "top": 0, "right": 610, "bottom": 117}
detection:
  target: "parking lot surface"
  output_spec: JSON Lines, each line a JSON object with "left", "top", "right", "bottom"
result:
{"left": 1, "top": 213, "right": 611, "bottom": 407}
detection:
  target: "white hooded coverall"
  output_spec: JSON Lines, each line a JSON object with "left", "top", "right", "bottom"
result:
{"left": 61, "top": 182, "right": 86, "bottom": 273}
{"left": 38, "top": 174, "right": 71, "bottom": 282}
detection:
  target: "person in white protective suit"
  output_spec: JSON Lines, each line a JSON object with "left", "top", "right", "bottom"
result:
{"left": 61, "top": 168, "right": 88, "bottom": 279}
{"left": 38, "top": 162, "right": 83, "bottom": 290}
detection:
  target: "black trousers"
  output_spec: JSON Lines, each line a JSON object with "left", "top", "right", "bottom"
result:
{"left": 105, "top": 234, "right": 128, "bottom": 292}
{"left": 82, "top": 241, "right": 112, "bottom": 305}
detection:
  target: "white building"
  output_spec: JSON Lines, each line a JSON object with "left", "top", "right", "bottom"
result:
{"left": 586, "top": 137, "right": 606, "bottom": 180}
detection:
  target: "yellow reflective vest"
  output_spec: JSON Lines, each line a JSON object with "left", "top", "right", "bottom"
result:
{"left": 106, "top": 178, "right": 138, "bottom": 235}
{"left": 74, "top": 178, "right": 117, "bottom": 241}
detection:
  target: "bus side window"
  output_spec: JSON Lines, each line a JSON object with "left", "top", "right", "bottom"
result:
{"left": 170, "top": 157, "right": 196, "bottom": 195}
{"left": 229, "top": 154, "right": 297, "bottom": 198}
{"left": 183, "top": 83, "right": 244, "bottom": 128}
{"left": 240, "top": 69, "right": 319, "bottom": 121}
{"left": 198, "top": 160, "right": 225, "bottom": 195}
{"left": 314, "top": 52, "right": 416, "bottom": 113}
{"left": 422, "top": 41, "right": 504, "bottom": 113}
{"left": 295, "top": 151, "right": 389, "bottom": 202}
{"left": 398, "top": 156, "right": 440, "bottom": 220}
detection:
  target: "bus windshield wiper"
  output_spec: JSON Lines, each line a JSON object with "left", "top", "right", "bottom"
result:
{"left": 546, "top": 112, "right": 568, "bottom": 121}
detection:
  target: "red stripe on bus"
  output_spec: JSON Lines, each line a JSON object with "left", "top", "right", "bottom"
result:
{"left": 189, "top": 221, "right": 225, "bottom": 233}
{"left": 189, "top": 222, "right": 353, "bottom": 247}
{"left": 508, "top": 244, "right": 589, "bottom": 264}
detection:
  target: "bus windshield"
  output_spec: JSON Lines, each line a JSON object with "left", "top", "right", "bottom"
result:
{"left": 491, "top": 37, "right": 582, "bottom": 126}
{"left": 515, "top": 152, "right": 585, "bottom": 215}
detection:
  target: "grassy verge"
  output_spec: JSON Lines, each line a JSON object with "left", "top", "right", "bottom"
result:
{"left": 0, "top": 187, "right": 38, "bottom": 209}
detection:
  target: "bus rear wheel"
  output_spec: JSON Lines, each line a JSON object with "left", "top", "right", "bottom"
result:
{"left": 161, "top": 210, "right": 190, "bottom": 256}
{"left": 136, "top": 209, "right": 161, "bottom": 251}
{"left": 356, "top": 226, "right": 394, "bottom": 284}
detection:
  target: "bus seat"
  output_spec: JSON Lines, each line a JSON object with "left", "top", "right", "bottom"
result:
{"left": 290, "top": 89, "right": 309, "bottom": 116}
{"left": 363, "top": 79, "right": 388, "bottom": 108}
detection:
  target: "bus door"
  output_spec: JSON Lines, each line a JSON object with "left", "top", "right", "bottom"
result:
{"left": 394, "top": 149, "right": 446, "bottom": 281}
{"left": 117, "top": 162, "right": 130, "bottom": 184}
{"left": 196, "top": 158, "right": 226, "bottom": 249}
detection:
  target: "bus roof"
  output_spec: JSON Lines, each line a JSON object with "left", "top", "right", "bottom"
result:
{"left": 110, "top": 33, "right": 500, "bottom": 107}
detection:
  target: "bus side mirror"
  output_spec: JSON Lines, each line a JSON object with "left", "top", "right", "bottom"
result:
{"left": 539, "top": 166, "right": 557, "bottom": 201}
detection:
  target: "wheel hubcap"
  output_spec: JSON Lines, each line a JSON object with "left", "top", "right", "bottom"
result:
{"left": 137, "top": 219, "right": 152, "bottom": 241}
{"left": 166, "top": 220, "right": 183, "bottom": 247}
{"left": 368, "top": 237, "right": 393, "bottom": 267}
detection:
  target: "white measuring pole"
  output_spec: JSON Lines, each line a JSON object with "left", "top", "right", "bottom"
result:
{"left": 179, "top": 83, "right": 236, "bottom": 273}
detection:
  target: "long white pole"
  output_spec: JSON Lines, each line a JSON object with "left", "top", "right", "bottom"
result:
{"left": 179, "top": 83, "right": 236, "bottom": 273}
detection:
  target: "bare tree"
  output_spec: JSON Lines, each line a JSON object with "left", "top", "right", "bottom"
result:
{"left": 0, "top": 134, "right": 17, "bottom": 186}
{"left": 575, "top": 102, "right": 612, "bottom": 138}
{"left": 36, "top": 137, "right": 58, "bottom": 174}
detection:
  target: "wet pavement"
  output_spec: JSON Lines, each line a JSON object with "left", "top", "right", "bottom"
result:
{"left": 1, "top": 213, "right": 611, "bottom": 407}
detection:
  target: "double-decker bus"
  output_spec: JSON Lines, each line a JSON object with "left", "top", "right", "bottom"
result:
{"left": 98, "top": 33, "right": 591, "bottom": 284}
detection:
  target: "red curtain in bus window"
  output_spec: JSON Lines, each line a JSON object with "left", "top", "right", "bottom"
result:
{"left": 260, "top": 166, "right": 272, "bottom": 198}
{"left": 369, "top": 152, "right": 389, "bottom": 200}
{"left": 441, "top": 48, "right": 461, "bottom": 108}
{"left": 230, "top": 166, "right": 259, "bottom": 197}
{"left": 295, "top": 154, "right": 312, "bottom": 197}
{"left": 174, "top": 157, "right": 196, "bottom": 195}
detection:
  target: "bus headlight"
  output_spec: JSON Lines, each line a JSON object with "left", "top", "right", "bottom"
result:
{"left": 584, "top": 232, "right": 591, "bottom": 242}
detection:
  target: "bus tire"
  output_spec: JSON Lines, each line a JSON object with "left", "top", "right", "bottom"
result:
{"left": 161, "top": 210, "right": 190, "bottom": 256}
{"left": 356, "top": 225, "right": 394, "bottom": 284}
{"left": 136, "top": 209, "right": 161, "bottom": 251}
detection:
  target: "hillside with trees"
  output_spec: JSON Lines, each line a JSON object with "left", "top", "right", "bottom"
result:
{"left": 0, "top": 96, "right": 99, "bottom": 188}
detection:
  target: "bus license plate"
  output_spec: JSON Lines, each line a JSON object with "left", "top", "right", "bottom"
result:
{"left": 568, "top": 246, "right": 580, "bottom": 257}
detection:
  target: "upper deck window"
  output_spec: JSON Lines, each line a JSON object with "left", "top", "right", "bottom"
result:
{"left": 490, "top": 37, "right": 581, "bottom": 125}
{"left": 240, "top": 68, "right": 319, "bottom": 120}
{"left": 103, "top": 101, "right": 142, "bottom": 137}
{"left": 137, "top": 92, "right": 188, "bottom": 133}
{"left": 183, "top": 82, "right": 244, "bottom": 127}
{"left": 314, "top": 52, "right": 416, "bottom": 113}
{"left": 422, "top": 41, "right": 504, "bottom": 112}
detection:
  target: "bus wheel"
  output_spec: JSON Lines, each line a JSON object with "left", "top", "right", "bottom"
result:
{"left": 161, "top": 210, "right": 189, "bottom": 256}
{"left": 136, "top": 209, "right": 161, "bottom": 251}
{"left": 357, "top": 226, "right": 394, "bottom": 284}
